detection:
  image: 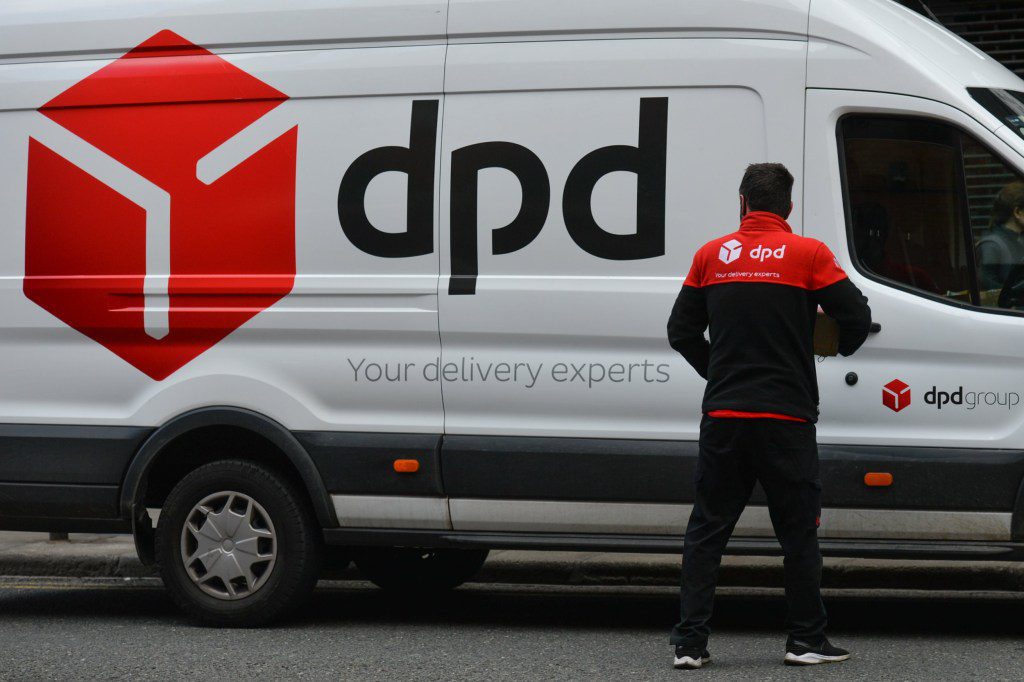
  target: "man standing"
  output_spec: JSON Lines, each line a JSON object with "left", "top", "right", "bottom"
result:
{"left": 666, "top": 163, "right": 872, "bottom": 668}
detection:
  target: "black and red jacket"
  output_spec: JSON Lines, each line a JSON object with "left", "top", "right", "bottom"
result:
{"left": 667, "top": 211, "right": 872, "bottom": 423}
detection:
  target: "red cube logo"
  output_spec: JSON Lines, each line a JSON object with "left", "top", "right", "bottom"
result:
{"left": 882, "top": 379, "right": 911, "bottom": 412}
{"left": 24, "top": 30, "right": 297, "bottom": 380}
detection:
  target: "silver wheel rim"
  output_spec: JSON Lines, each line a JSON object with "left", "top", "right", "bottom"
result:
{"left": 179, "top": 491, "right": 277, "bottom": 601}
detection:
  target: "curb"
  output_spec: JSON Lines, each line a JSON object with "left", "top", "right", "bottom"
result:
{"left": 0, "top": 537, "right": 154, "bottom": 579}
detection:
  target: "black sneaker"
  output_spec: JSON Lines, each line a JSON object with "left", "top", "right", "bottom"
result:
{"left": 673, "top": 646, "right": 711, "bottom": 669}
{"left": 784, "top": 638, "right": 851, "bottom": 665}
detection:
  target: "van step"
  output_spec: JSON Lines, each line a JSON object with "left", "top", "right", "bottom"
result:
{"left": 324, "top": 528, "right": 1024, "bottom": 561}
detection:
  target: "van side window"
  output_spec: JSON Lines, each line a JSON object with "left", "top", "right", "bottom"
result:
{"left": 841, "top": 116, "right": 1024, "bottom": 312}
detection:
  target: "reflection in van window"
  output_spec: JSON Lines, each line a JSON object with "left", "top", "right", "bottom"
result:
{"left": 843, "top": 118, "right": 969, "bottom": 301}
{"left": 962, "top": 136, "right": 1024, "bottom": 308}
{"left": 842, "top": 116, "right": 1024, "bottom": 312}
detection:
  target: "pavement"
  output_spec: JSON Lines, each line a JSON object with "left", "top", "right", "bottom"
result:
{"left": 1, "top": 577, "right": 1023, "bottom": 680}
{"left": 4, "top": 531, "right": 1024, "bottom": 680}
{"left": 4, "top": 530, "right": 1024, "bottom": 591}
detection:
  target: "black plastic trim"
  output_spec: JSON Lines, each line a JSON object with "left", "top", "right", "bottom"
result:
{"left": 0, "top": 424, "right": 151, "bottom": 485}
{"left": 819, "top": 444, "right": 1024, "bottom": 511}
{"left": 324, "top": 528, "right": 1024, "bottom": 561}
{"left": 0, "top": 482, "right": 119, "bottom": 520}
{"left": 442, "top": 434, "right": 696, "bottom": 503}
{"left": 441, "top": 434, "right": 1024, "bottom": 511}
{"left": 121, "top": 407, "right": 338, "bottom": 528}
{"left": 295, "top": 431, "right": 443, "bottom": 497}
{"left": 3, "top": 422, "right": 1022, "bottom": 538}
{"left": 0, "top": 517, "right": 131, "bottom": 533}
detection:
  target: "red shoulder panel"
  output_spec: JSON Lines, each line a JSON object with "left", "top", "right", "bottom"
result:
{"left": 807, "top": 242, "right": 848, "bottom": 290}
{"left": 684, "top": 231, "right": 848, "bottom": 290}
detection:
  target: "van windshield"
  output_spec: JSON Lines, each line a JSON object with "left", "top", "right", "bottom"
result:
{"left": 970, "top": 88, "right": 1024, "bottom": 142}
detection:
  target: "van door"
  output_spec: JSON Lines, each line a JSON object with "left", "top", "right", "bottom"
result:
{"left": 437, "top": 36, "right": 808, "bottom": 534}
{"left": 804, "top": 89, "right": 1024, "bottom": 541}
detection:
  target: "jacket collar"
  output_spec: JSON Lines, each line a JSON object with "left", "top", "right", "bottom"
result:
{"left": 739, "top": 211, "right": 793, "bottom": 233}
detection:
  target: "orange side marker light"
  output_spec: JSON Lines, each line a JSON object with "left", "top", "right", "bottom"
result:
{"left": 864, "top": 472, "right": 893, "bottom": 487}
{"left": 393, "top": 459, "right": 420, "bottom": 473}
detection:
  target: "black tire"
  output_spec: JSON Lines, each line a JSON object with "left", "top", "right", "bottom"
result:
{"left": 155, "top": 460, "right": 322, "bottom": 627}
{"left": 354, "top": 547, "right": 489, "bottom": 592}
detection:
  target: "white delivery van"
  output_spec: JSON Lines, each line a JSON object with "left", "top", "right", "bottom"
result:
{"left": 2, "top": 0, "right": 1024, "bottom": 624}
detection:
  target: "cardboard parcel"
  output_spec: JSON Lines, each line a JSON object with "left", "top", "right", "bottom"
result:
{"left": 813, "top": 311, "right": 840, "bottom": 357}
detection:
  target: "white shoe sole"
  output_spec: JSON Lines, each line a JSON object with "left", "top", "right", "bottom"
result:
{"left": 673, "top": 655, "right": 711, "bottom": 669}
{"left": 784, "top": 651, "right": 851, "bottom": 665}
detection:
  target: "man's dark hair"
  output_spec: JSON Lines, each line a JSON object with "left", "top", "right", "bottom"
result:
{"left": 991, "top": 181, "right": 1024, "bottom": 229}
{"left": 739, "top": 162, "right": 794, "bottom": 218}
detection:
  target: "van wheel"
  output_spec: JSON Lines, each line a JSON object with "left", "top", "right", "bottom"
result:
{"left": 155, "top": 460, "right": 322, "bottom": 627}
{"left": 354, "top": 548, "right": 489, "bottom": 592}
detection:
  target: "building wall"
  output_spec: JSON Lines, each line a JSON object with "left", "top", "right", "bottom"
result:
{"left": 908, "top": 1, "right": 1024, "bottom": 78}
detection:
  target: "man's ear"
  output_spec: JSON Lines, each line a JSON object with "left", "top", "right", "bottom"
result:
{"left": 740, "top": 195, "right": 747, "bottom": 218}
{"left": 784, "top": 201, "right": 794, "bottom": 220}
{"left": 1015, "top": 206, "right": 1024, "bottom": 225}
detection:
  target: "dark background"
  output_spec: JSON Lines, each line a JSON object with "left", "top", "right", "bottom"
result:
{"left": 901, "top": 1, "right": 1024, "bottom": 79}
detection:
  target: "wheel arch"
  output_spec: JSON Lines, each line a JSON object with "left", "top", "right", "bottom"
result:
{"left": 122, "top": 407, "right": 336, "bottom": 562}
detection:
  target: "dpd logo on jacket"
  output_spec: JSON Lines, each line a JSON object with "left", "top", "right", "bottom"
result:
{"left": 24, "top": 30, "right": 297, "bottom": 380}
{"left": 718, "top": 239, "right": 742, "bottom": 264}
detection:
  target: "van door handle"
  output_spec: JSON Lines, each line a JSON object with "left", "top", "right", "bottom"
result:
{"left": 869, "top": 322, "right": 881, "bottom": 334}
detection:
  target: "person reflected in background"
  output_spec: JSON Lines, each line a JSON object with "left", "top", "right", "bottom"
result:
{"left": 977, "top": 181, "right": 1024, "bottom": 291}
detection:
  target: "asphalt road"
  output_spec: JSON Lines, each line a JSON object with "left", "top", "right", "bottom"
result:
{"left": 1, "top": 578, "right": 1023, "bottom": 681}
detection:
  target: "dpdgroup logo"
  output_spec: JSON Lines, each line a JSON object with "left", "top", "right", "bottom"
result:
{"left": 24, "top": 30, "right": 297, "bottom": 380}
{"left": 882, "top": 378, "right": 1020, "bottom": 412}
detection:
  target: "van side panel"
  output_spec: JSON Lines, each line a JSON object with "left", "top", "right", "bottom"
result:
{"left": 0, "top": 42, "right": 446, "bottom": 434}
{"left": 0, "top": 18, "right": 450, "bottom": 531}
{"left": 438, "top": 38, "right": 807, "bottom": 442}
{"left": 435, "top": 36, "right": 807, "bottom": 533}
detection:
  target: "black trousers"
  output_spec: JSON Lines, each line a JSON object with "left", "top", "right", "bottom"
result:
{"left": 669, "top": 415, "right": 827, "bottom": 649}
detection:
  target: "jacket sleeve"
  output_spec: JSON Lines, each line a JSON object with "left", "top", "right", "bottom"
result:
{"left": 976, "top": 235, "right": 1012, "bottom": 291}
{"left": 667, "top": 251, "right": 710, "bottom": 379}
{"left": 810, "top": 243, "right": 872, "bottom": 357}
